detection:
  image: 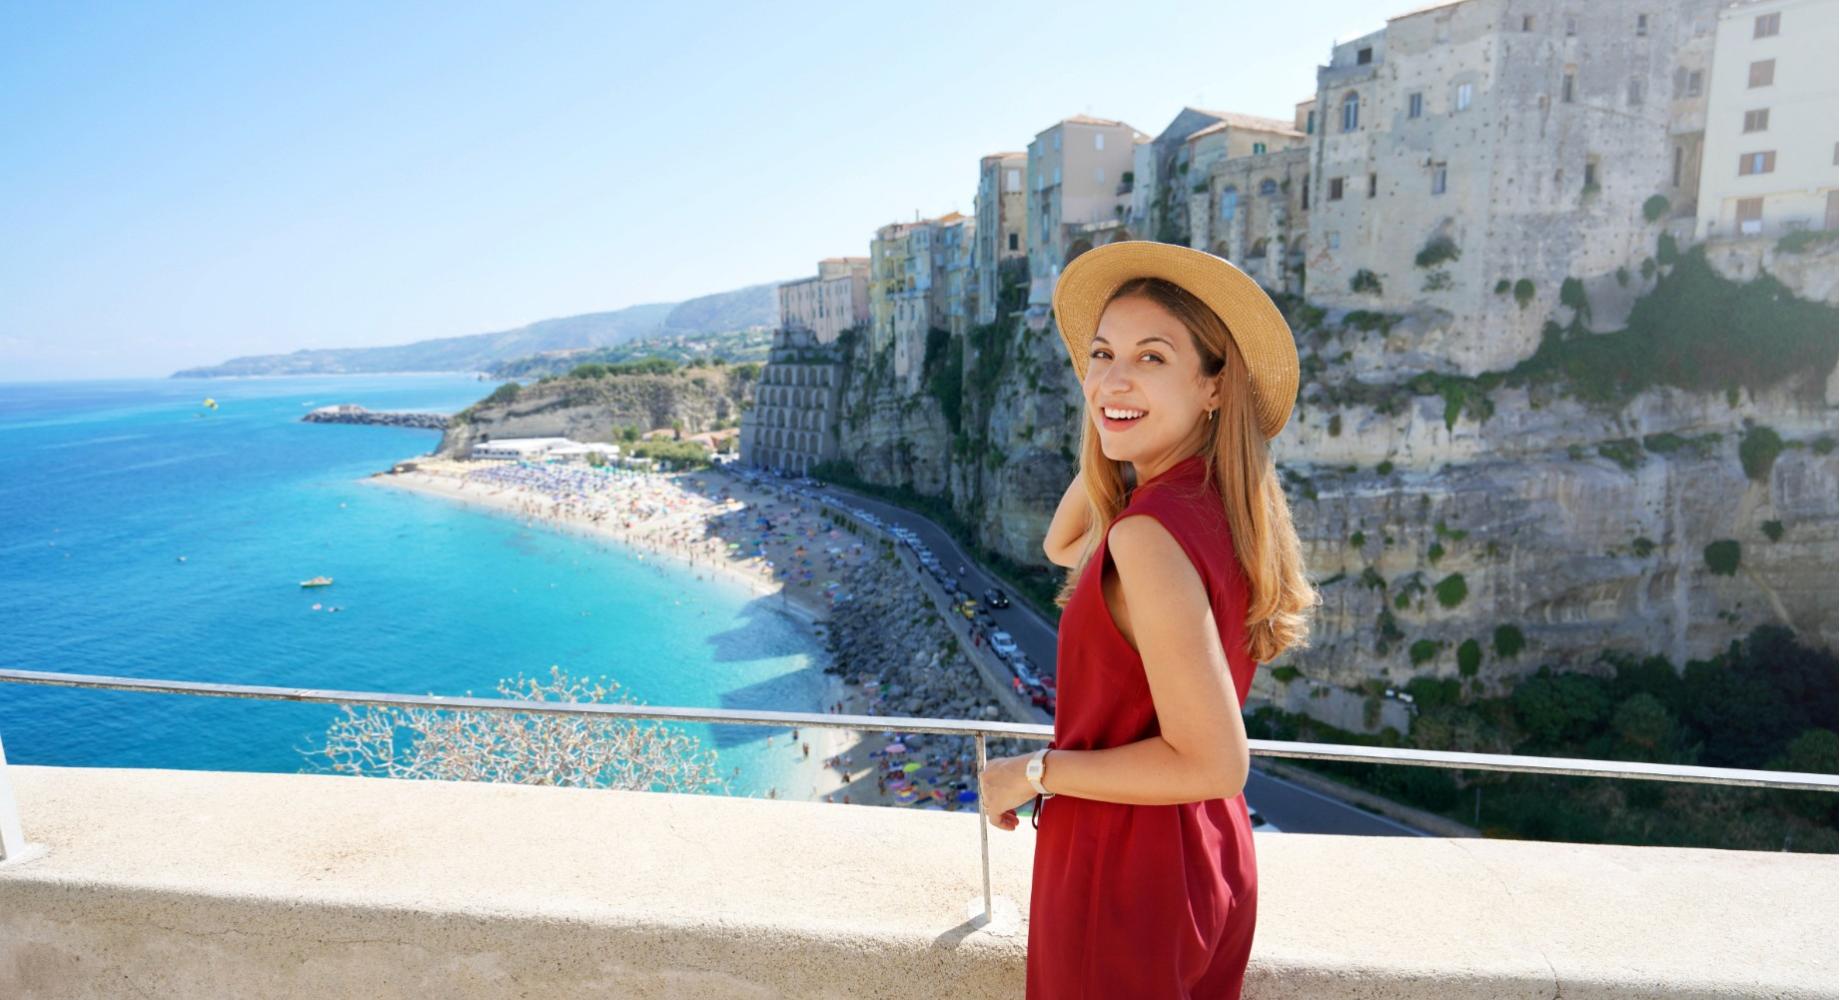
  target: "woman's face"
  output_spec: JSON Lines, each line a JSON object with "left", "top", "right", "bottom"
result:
{"left": 1083, "top": 293, "right": 1218, "bottom": 471}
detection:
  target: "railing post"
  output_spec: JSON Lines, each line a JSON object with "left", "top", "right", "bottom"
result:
{"left": 974, "top": 731, "right": 992, "bottom": 923}
{"left": 0, "top": 729, "right": 26, "bottom": 863}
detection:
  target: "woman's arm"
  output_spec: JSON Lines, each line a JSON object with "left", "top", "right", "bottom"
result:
{"left": 1041, "top": 473, "right": 1092, "bottom": 568}
{"left": 1039, "top": 513, "right": 1248, "bottom": 804}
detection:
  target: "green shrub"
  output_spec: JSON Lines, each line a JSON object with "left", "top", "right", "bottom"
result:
{"left": 1515, "top": 248, "right": 1839, "bottom": 404}
{"left": 1328, "top": 413, "right": 1343, "bottom": 437}
{"left": 1703, "top": 539, "right": 1741, "bottom": 576}
{"left": 1493, "top": 624, "right": 1525, "bottom": 658}
{"left": 484, "top": 381, "right": 522, "bottom": 405}
{"left": 1350, "top": 269, "right": 1383, "bottom": 295}
{"left": 1457, "top": 638, "right": 1482, "bottom": 677}
{"left": 1433, "top": 573, "right": 1468, "bottom": 608}
{"left": 1270, "top": 665, "right": 1302, "bottom": 684}
{"left": 1631, "top": 536, "right": 1656, "bottom": 557}
{"left": 1345, "top": 310, "right": 1388, "bottom": 331}
{"left": 1349, "top": 530, "right": 1366, "bottom": 548}
{"left": 1740, "top": 425, "right": 1784, "bottom": 481}
{"left": 1559, "top": 277, "right": 1591, "bottom": 325}
{"left": 1812, "top": 435, "right": 1837, "bottom": 455}
{"left": 1642, "top": 195, "right": 1671, "bottom": 222}
{"left": 1416, "top": 235, "right": 1461, "bottom": 268}
{"left": 1409, "top": 639, "right": 1442, "bottom": 665}
{"left": 1657, "top": 231, "right": 1679, "bottom": 265}
{"left": 1616, "top": 266, "right": 1631, "bottom": 287}
{"left": 1776, "top": 228, "right": 1838, "bottom": 254}
{"left": 1597, "top": 438, "right": 1643, "bottom": 470}
{"left": 1361, "top": 566, "right": 1386, "bottom": 590}
{"left": 1761, "top": 520, "right": 1784, "bottom": 542}
{"left": 1376, "top": 459, "right": 1395, "bottom": 475}
{"left": 1494, "top": 278, "right": 1511, "bottom": 295}
{"left": 1427, "top": 542, "right": 1445, "bottom": 564}
{"left": 1640, "top": 257, "right": 1656, "bottom": 281}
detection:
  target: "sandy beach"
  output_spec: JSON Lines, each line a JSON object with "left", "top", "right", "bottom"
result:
{"left": 363, "top": 457, "right": 978, "bottom": 813}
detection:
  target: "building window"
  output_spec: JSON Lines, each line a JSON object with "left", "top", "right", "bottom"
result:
{"left": 1672, "top": 144, "right": 1684, "bottom": 187}
{"left": 1749, "top": 59, "right": 1775, "bottom": 87}
{"left": 1259, "top": 178, "right": 1279, "bottom": 197}
{"left": 1006, "top": 168, "right": 1021, "bottom": 191}
{"left": 1052, "top": 166, "right": 1060, "bottom": 185}
{"left": 1306, "top": 109, "right": 1316, "bottom": 134}
{"left": 1301, "top": 173, "right": 1309, "bottom": 208}
{"left": 1432, "top": 163, "right": 1448, "bottom": 194}
{"left": 1008, "top": 232, "right": 1018, "bottom": 251}
{"left": 1457, "top": 82, "right": 1474, "bottom": 110}
{"left": 1627, "top": 78, "right": 1643, "bottom": 105}
{"left": 1687, "top": 70, "right": 1702, "bottom": 96}
{"left": 1342, "top": 91, "right": 1360, "bottom": 131}
{"left": 1755, "top": 11, "right": 1780, "bottom": 37}
{"left": 1738, "top": 151, "right": 1776, "bottom": 175}
{"left": 1368, "top": 172, "right": 1378, "bottom": 197}
{"left": 1220, "top": 188, "right": 1239, "bottom": 219}
{"left": 1565, "top": 15, "right": 1576, "bottom": 36}
{"left": 1253, "top": 142, "right": 1267, "bottom": 154}
{"left": 1743, "top": 108, "right": 1770, "bottom": 132}
{"left": 1327, "top": 231, "right": 1340, "bottom": 250}
{"left": 1562, "top": 72, "right": 1575, "bottom": 103}
{"left": 1408, "top": 92, "right": 1424, "bottom": 118}
{"left": 1357, "top": 47, "right": 1373, "bottom": 65}
{"left": 1636, "top": 13, "right": 1648, "bottom": 36}
{"left": 1522, "top": 15, "right": 1535, "bottom": 31}
{"left": 1095, "top": 167, "right": 1105, "bottom": 183}
{"left": 1584, "top": 159, "right": 1598, "bottom": 189}
{"left": 1328, "top": 177, "right": 1344, "bottom": 200}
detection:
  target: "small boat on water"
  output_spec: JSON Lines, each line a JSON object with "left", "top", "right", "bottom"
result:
{"left": 299, "top": 576, "right": 334, "bottom": 588}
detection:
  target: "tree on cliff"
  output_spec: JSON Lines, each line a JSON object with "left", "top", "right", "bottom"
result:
{"left": 297, "top": 665, "right": 728, "bottom": 794}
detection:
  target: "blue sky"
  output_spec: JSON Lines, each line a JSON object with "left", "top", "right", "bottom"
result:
{"left": 1, "top": 1, "right": 1389, "bottom": 380}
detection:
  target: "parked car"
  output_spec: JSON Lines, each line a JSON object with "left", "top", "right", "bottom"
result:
{"left": 982, "top": 588, "right": 1010, "bottom": 609}
{"left": 1248, "top": 804, "right": 1281, "bottom": 833}
{"left": 989, "top": 631, "right": 1018, "bottom": 660}
{"left": 957, "top": 599, "right": 978, "bottom": 619}
{"left": 1029, "top": 688, "right": 1056, "bottom": 713}
{"left": 1011, "top": 655, "right": 1041, "bottom": 688}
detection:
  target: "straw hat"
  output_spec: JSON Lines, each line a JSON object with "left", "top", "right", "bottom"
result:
{"left": 1050, "top": 240, "right": 1299, "bottom": 439}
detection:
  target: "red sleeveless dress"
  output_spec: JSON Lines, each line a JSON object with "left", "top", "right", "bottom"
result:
{"left": 1027, "top": 451, "right": 1260, "bottom": 999}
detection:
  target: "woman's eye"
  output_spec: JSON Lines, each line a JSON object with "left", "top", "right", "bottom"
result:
{"left": 1089, "top": 348, "right": 1109, "bottom": 359}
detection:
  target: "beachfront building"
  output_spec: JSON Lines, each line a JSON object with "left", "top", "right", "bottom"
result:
{"left": 778, "top": 258, "right": 871, "bottom": 345}
{"left": 471, "top": 437, "right": 580, "bottom": 461}
{"left": 940, "top": 214, "right": 978, "bottom": 339}
{"left": 1024, "top": 115, "right": 1149, "bottom": 329}
{"left": 738, "top": 327, "right": 845, "bottom": 476}
{"left": 1130, "top": 107, "right": 1307, "bottom": 250}
{"left": 972, "top": 152, "right": 1028, "bottom": 325}
{"left": 1693, "top": 0, "right": 1839, "bottom": 241}
{"left": 1303, "top": 0, "right": 1723, "bottom": 374}
{"left": 868, "top": 212, "right": 963, "bottom": 394}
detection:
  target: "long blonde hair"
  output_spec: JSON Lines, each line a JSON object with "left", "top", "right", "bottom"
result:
{"left": 1052, "top": 277, "right": 1319, "bottom": 664}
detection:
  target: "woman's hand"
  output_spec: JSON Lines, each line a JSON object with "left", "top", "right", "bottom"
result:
{"left": 978, "top": 753, "right": 1039, "bottom": 831}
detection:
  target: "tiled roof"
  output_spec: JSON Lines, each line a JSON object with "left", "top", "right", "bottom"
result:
{"left": 1188, "top": 107, "right": 1305, "bottom": 136}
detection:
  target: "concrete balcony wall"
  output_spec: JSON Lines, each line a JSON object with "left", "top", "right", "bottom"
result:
{"left": 1, "top": 765, "right": 1834, "bottom": 999}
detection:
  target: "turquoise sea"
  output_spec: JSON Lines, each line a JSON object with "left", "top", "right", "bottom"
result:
{"left": 0, "top": 375, "right": 832, "bottom": 798}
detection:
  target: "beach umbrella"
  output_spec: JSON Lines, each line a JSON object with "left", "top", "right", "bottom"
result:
{"left": 903, "top": 761, "right": 922, "bottom": 773}
{"left": 884, "top": 742, "right": 907, "bottom": 754}
{"left": 957, "top": 789, "right": 978, "bottom": 803}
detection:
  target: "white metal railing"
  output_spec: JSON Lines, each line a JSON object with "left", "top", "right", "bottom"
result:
{"left": 1, "top": 668, "right": 1834, "bottom": 925}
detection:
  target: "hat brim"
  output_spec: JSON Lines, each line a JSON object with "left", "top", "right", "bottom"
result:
{"left": 1051, "top": 241, "right": 1299, "bottom": 439}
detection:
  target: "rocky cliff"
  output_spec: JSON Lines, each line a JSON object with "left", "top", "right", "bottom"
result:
{"left": 826, "top": 242, "right": 1838, "bottom": 718}
{"left": 436, "top": 365, "right": 756, "bottom": 457}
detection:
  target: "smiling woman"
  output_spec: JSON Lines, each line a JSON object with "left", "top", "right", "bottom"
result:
{"left": 979, "top": 240, "right": 1319, "bottom": 1000}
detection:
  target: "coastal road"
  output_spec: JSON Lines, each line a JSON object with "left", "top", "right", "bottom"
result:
{"left": 750, "top": 471, "right": 1431, "bottom": 837}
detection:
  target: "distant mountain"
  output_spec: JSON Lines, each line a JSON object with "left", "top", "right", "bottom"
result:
{"left": 170, "top": 280, "right": 788, "bottom": 378}
{"left": 486, "top": 327, "right": 776, "bottom": 379}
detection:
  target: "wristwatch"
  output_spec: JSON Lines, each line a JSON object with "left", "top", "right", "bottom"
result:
{"left": 1026, "top": 748, "right": 1055, "bottom": 798}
